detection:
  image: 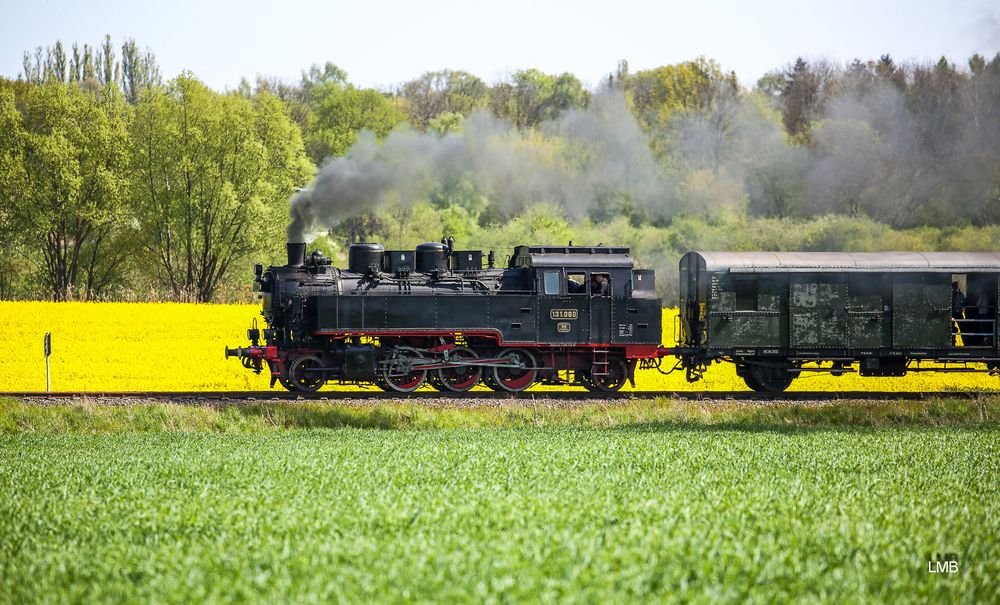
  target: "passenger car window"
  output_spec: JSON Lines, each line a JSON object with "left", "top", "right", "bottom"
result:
{"left": 543, "top": 271, "right": 561, "bottom": 295}
{"left": 735, "top": 278, "right": 757, "bottom": 311}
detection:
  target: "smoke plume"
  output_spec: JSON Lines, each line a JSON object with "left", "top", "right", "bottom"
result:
{"left": 289, "top": 56, "right": 1000, "bottom": 243}
{"left": 286, "top": 92, "right": 671, "bottom": 242}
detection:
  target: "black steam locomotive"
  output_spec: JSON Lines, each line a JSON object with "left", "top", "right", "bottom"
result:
{"left": 226, "top": 240, "right": 668, "bottom": 392}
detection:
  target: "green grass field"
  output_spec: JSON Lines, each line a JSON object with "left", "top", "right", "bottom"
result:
{"left": 0, "top": 398, "right": 997, "bottom": 603}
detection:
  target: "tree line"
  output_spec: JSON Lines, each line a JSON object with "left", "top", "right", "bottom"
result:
{"left": 1, "top": 36, "right": 999, "bottom": 302}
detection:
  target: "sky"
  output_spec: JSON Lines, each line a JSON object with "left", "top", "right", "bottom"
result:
{"left": 2, "top": 0, "right": 999, "bottom": 91}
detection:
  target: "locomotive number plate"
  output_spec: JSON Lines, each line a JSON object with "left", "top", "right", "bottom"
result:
{"left": 550, "top": 309, "right": 578, "bottom": 320}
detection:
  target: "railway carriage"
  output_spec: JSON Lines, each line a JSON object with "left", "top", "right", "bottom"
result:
{"left": 675, "top": 251, "right": 1000, "bottom": 391}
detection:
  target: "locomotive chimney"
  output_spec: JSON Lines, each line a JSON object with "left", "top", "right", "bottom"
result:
{"left": 286, "top": 242, "right": 306, "bottom": 267}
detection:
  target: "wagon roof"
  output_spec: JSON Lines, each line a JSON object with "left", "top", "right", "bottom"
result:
{"left": 529, "top": 253, "right": 635, "bottom": 268}
{"left": 689, "top": 251, "right": 1000, "bottom": 273}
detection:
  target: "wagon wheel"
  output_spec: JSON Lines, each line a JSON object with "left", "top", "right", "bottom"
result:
{"left": 747, "top": 360, "right": 793, "bottom": 393}
{"left": 289, "top": 355, "right": 326, "bottom": 392}
{"left": 491, "top": 348, "right": 537, "bottom": 393}
{"left": 381, "top": 360, "right": 427, "bottom": 393}
{"left": 437, "top": 347, "right": 482, "bottom": 392}
{"left": 741, "top": 373, "right": 763, "bottom": 392}
{"left": 583, "top": 359, "right": 628, "bottom": 393}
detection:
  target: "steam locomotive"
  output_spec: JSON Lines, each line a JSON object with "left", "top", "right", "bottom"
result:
{"left": 227, "top": 241, "right": 1000, "bottom": 392}
{"left": 226, "top": 240, "right": 668, "bottom": 393}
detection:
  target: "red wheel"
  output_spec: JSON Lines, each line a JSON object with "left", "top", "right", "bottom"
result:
{"left": 437, "top": 347, "right": 482, "bottom": 392}
{"left": 381, "top": 365, "right": 426, "bottom": 393}
{"left": 491, "top": 349, "right": 537, "bottom": 393}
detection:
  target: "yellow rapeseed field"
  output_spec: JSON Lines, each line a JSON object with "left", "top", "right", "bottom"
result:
{"left": 0, "top": 302, "right": 993, "bottom": 392}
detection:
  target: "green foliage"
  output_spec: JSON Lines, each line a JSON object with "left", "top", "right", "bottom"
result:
{"left": 304, "top": 82, "right": 405, "bottom": 162}
{"left": 0, "top": 400, "right": 996, "bottom": 602}
{"left": 301, "top": 62, "right": 348, "bottom": 91}
{"left": 625, "top": 58, "right": 733, "bottom": 132}
{"left": 22, "top": 35, "right": 161, "bottom": 102}
{"left": 376, "top": 203, "right": 445, "bottom": 249}
{"left": 401, "top": 70, "right": 488, "bottom": 130}
{"left": 5, "top": 49, "right": 1000, "bottom": 302}
{"left": 0, "top": 86, "right": 27, "bottom": 298}
{"left": 0, "top": 81, "right": 133, "bottom": 300}
{"left": 119, "top": 38, "right": 161, "bottom": 104}
{"left": 428, "top": 111, "right": 463, "bottom": 135}
{"left": 130, "top": 76, "right": 313, "bottom": 301}
{"left": 317, "top": 193, "right": 1000, "bottom": 304}
{"left": 490, "top": 69, "right": 589, "bottom": 129}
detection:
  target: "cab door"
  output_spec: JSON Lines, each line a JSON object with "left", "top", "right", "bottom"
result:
{"left": 589, "top": 271, "right": 612, "bottom": 344}
{"left": 536, "top": 269, "right": 589, "bottom": 344}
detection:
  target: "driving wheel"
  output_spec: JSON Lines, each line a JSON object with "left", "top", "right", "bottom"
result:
{"left": 491, "top": 348, "right": 537, "bottom": 393}
{"left": 289, "top": 355, "right": 326, "bottom": 392}
{"left": 437, "top": 347, "right": 482, "bottom": 392}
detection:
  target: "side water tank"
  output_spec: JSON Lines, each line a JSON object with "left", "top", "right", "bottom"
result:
{"left": 415, "top": 242, "right": 449, "bottom": 273}
{"left": 348, "top": 243, "right": 385, "bottom": 274}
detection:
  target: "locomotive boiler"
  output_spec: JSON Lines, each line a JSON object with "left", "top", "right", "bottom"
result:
{"left": 226, "top": 239, "right": 668, "bottom": 392}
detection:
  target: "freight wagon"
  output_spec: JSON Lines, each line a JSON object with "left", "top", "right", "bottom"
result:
{"left": 675, "top": 252, "right": 1000, "bottom": 391}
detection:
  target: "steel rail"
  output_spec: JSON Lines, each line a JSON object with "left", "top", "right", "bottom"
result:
{"left": 4, "top": 390, "right": 996, "bottom": 402}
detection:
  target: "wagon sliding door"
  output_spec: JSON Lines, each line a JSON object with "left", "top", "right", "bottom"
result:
{"left": 892, "top": 274, "right": 951, "bottom": 348}
{"left": 789, "top": 274, "right": 848, "bottom": 347}
{"left": 847, "top": 274, "right": 887, "bottom": 348}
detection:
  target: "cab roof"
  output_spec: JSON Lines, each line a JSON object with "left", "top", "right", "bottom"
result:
{"left": 510, "top": 245, "right": 634, "bottom": 269}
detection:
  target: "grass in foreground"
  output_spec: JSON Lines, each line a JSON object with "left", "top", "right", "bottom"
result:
{"left": 1, "top": 396, "right": 998, "bottom": 434}
{"left": 0, "top": 399, "right": 997, "bottom": 603}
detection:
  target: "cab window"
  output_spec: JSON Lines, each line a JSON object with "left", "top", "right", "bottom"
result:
{"left": 591, "top": 273, "right": 611, "bottom": 297}
{"left": 542, "top": 270, "right": 561, "bottom": 295}
{"left": 567, "top": 272, "right": 586, "bottom": 294}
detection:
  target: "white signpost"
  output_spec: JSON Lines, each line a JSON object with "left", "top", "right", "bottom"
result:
{"left": 44, "top": 332, "right": 51, "bottom": 393}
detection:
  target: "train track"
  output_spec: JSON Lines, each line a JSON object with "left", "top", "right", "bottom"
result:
{"left": 5, "top": 390, "right": 997, "bottom": 403}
